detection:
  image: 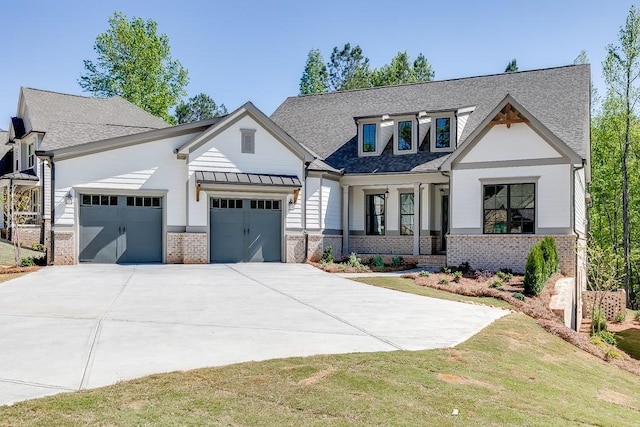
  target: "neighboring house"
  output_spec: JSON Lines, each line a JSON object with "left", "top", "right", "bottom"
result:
{"left": 1, "top": 66, "right": 590, "bottom": 325}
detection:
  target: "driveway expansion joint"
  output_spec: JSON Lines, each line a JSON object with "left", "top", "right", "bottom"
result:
{"left": 224, "top": 264, "right": 406, "bottom": 351}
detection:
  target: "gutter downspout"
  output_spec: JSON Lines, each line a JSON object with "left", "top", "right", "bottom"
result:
{"left": 303, "top": 161, "right": 310, "bottom": 262}
{"left": 572, "top": 161, "right": 586, "bottom": 331}
{"left": 40, "top": 160, "right": 45, "bottom": 245}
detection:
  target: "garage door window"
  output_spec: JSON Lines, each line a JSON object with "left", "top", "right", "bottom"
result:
{"left": 250, "top": 200, "right": 281, "bottom": 210}
{"left": 211, "top": 198, "right": 243, "bottom": 209}
{"left": 82, "top": 194, "right": 118, "bottom": 206}
{"left": 127, "top": 196, "right": 161, "bottom": 207}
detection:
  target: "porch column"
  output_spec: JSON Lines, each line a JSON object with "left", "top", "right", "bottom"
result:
{"left": 413, "top": 182, "right": 420, "bottom": 256}
{"left": 342, "top": 185, "right": 349, "bottom": 257}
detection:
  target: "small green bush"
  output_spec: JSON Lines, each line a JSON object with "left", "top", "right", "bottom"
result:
{"left": 451, "top": 271, "right": 462, "bottom": 283}
{"left": 419, "top": 270, "right": 430, "bottom": 277}
{"left": 391, "top": 256, "right": 403, "bottom": 268}
{"left": 440, "top": 265, "right": 451, "bottom": 274}
{"left": 635, "top": 310, "right": 640, "bottom": 321}
{"left": 320, "top": 246, "right": 334, "bottom": 264}
{"left": 523, "top": 244, "right": 546, "bottom": 296}
{"left": 592, "top": 307, "right": 607, "bottom": 333}
{"left": 456, "top": 262, "right": 472, "bottom": 274}
{"left": 371, "top": 255, "right": 384, "bottom": 268}
{"left": 19, "top": 257, "right": 35, "bottom": 267}
{"left": 512, "top": 292, "right": 526, "bottom": 301}
{"left": 496, "top": 271, "right": 513, "bottom": 283}
{"left": 489, "top": 278, "right": 504, "bottom": 289}
{"left": 347, "top": 252, "right": 364, "bottom": 268}
{"left": 438, "top": 278, "right": 450, "bottom": 285}
{"left": 614, "top": 311, "right": 626, "bottom": 323}
{"left": 540, "top": 236, "right": 559, "bottom": 277}
{"left": 594, "top": 330, "right": 617, "bottom": 346}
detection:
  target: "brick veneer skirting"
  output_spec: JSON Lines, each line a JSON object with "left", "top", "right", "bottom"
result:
{"left": 307, "top": 234, "right": 343, "bottom": 262}
{"left": 167, "top": 232, "right": 207, "bottom": 264}
{"left": 350, "top": 235, "right": 414, "bottom": 255}
{"left": 53, "top": 231, "right": 75, "bottom": 265}
{"left": 447, "top": 234, "right": 577, "bottom": 275}
{"left": 286, "top": 235, "right": 305, "bottom": 263}
{"left": 13, "top": 226, "right": 41, "bottom": 248}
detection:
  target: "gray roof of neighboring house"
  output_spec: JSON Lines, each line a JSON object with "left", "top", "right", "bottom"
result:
{"left": 271, "top": 65, "right": 590, "bottom": 174}
{"left": 20, "top": 88, "right": 169, "bottom": 150}
{"left": 0, "top": 130, "right": 9, "bottom": 158}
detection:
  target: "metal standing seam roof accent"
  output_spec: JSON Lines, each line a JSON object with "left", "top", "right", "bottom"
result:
{"left": 195, "top": 171, "right": 301, "bottom": 187}
{"left": 0, "top": 169, "right": 39, "bottom": 181}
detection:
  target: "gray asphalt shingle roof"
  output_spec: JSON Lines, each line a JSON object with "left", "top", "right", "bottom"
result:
{"left": 271, "top": 65, "right": 590, "bottom": 174}
{"left": 20, "top": 88, "right": 169, "bottom": 151}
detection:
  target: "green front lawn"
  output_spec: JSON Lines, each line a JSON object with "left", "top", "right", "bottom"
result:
{"left": 2, "top": 314, "right": 640, "bottom": 424}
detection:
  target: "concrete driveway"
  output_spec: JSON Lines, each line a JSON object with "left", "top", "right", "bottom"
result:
{"left": 0, "top": 263, "right": 506, "bottom": 406}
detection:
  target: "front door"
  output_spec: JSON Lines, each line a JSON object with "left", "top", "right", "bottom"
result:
{"left": 441, "top": 195, "right": 449, "bottom": 252}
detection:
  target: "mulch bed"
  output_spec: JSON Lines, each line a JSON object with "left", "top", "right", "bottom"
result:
{"left": 0, "top": 266, "right": 41, "bottom": 274}
{"left": 402, "top": 271, "right": 640, "bottom": 377}
{"left": 309, "top": 261, "right": 417, "bottom": 274}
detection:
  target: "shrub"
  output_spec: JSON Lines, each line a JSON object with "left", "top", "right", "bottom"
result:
{"left": 391, "top": 256, "right": 403, "bottom": 268}
{"left": 19, "top": 257, "right": 35, "bottom": 267}
{"left": 591, "top": 307, "right": 607, "bottom": 333}
{"left": 523, "top": 244, "right": 546, "bottom": 296}
{"left": 489, "top": 278, "right": 504, "bottom": 289}
{"left": 614, "top": 311, "right": 626, "bottom": 323}
{"left": 419, "top": 270, "right": 430, "bottom": 277}
{"left": 440, "top": 265, "right": 452, "bottom": 274}
{"left": 346, "top": 252, "right": 364, "bottom": 269}
{"left": 496, "top": 271, "right": 513, "bottom": 283}
{"left": 320, "top": 246, "right": 334, "bottom": 264}
{"left": 636, "top": 310, "right": 640, "bottom": 321}
{"left": 540, "top": 236, "right": 559, "bottom": 276}
{"left": 452, "top": 271, "right": 462, "bottom": 283}
{"left": 456, "top": 262, "right": 472, "bottom": 274}
{"left": 438, "top": 278, "right": 450, "bottom": 285}
{"left": 512, "top": 292, "right": 526, "bottom": 301}
{"left": 371, "top": 255, "right": 384, "bottom": 268}
{"left": 593, "top": 330, "right": 618, "bottom": 346}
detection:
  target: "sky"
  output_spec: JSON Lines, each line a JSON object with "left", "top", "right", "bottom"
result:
{"left": 1, "top": 0, "right": 638, "bottom": 127}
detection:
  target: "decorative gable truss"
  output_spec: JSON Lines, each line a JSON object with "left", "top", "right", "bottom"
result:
{"left": 489, "top": 103, "right": 529, "bottom": 129}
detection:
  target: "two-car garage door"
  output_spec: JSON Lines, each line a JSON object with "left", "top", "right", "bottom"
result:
{"left": 210, "top": 197, "right": 282, "bottom": 262}
{"left": 79, "top": 194, "right": 162, "bottom": 263}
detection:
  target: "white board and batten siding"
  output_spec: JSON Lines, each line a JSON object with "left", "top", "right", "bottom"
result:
{"left": 322, "top": 179, "right": 341, "bottom": 230}
{"left": 306, "top": 177, "right": 321, "bottom": 229}
{"left": 53, "top": 133, "right": 195, "bottom": 227}
{"left": 187, "top": 114, "right": 305, "bottom": 229}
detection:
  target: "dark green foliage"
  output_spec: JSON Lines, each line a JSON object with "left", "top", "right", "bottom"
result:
{"left": 524, "top": 244, "right": 546, "bottom": 296}
{"left": 496, "top": 271, "right": 513, "bottom": 283}
{"left": 19, "top": 257, "right": 35, "bottom": 267}
{"left": 592, "top": 307, "right": 608, "bottom": 333}
{"left": 614, "top": 311, "right": 626, "bottom": 323}
{"left": 371, "top": 255, "right": 384, "bottom": 268}
{"left": 174, "top": 93, "right": 227, "bottom": 124}
{"left": 438, "top": 278, "right": 449, "bottom": 285}
{"left": 320, "top": 246, "right": 334, "bottom": 264}
{"left": 540, "top": 236, "right": 559, "bottom": 277}
{"left": 452, "top": 271, "right": 462, "bottom": 283}
{"left": 391, "top": 256, "right": 403, "bottom": 268}
{"left": 595, "top": 330, "right": 618, "bottom": 346}
{"left": 456, "top": 262, "right": 472, "bottom": 274}
{"left": 512, "top": 292, "right": 526, "bottom": 301}
{"left": 505, "top": 58, "right": 518, "bottom": 73}
{"left": 489, "top": 279, "right": 504, "bottom": 290}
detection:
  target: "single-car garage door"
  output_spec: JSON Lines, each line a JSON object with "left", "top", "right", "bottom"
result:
{"left": 210, "top": 198, "right": 281, "bottom": 262}
{"left": 79, "top": 194, "right": 162, "bottom": 263}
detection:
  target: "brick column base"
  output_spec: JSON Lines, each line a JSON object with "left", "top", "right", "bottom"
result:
{"left": 167, "top": 232, "right": 207, "bottom": 264}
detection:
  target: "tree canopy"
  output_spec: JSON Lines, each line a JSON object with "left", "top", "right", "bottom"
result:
{"left": 175, "top": 93, "right": 228, "bottom": 124}
{"left": 299, "top": 44, "right": 434, "bottom": 95}
{"left": 504, "top": 59, "right": 518, "bottom": 73}
{"left": 79, "top": 12, "right": 189, "bottom": 123}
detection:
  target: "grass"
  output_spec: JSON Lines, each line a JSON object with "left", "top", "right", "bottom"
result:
{"left": 617, "top": 328, "right": 640, "bottom": 360}
{"left": 3, "top": 277, "right": 640, "bottom": 425}
{"left": 0, "top": 240, "right": 44, "bottom": 267}
{"left": 1, "top": 314, "right": 640, "bottom": 425}
{"left": 353, "top": 276, "right": 512, "bottom": 309}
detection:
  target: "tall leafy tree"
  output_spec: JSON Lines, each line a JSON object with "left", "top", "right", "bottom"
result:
{"left": 79, "top": 12, "right": 189, "bottom": 123}
{"left": 602, "top": 5, "right": 640, "bottom": 305}
{"left": 174, "top": 93, "right": 227, "bottom": 124}
{"left": 412, "top": 53, "right": 435, "bottom": 82}
{"left": 373, "top": 51, "right": 434, "bottom": 86}
{"left": 300, "top": 49, "right": 328, "bottom": 95}
{"left": 327, "top": 43, "right": 372, "bottom": 91}
{"left": 504, "top": 59, "right": 518, "bottom": 72}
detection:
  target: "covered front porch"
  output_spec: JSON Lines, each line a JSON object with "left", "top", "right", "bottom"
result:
{"left": 340, "top": 173, "right": 450, "bottom": 260}
{"left": 0, "top": 170, "right": 42, "bottom": 246}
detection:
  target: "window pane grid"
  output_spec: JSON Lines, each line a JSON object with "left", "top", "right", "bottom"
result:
{"left": 483, "top": 184, "right": 535, "bottom": 234}
{"left": 366, "top": 194, "right": 385, "bottom": 235}
{"left": 363, "top": 123, "right": 376, "bottom": 153}
{"left": 398, "top": 121, "right": 412, "bottom": 151}
{"left": 400, "top": 193, "right": 414, "bottom": 235}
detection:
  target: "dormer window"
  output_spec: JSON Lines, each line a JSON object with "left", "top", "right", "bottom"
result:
{"left": 393, "top": 116, "right": 417, "bottom": 155}
{"left": 431, "top": 113, "right": 456, "bottom": 153}
{"left": 27, "top": 143, "right": 35, "bottom": 168}
{"left": 363, "top": 123, "right": 376, "bottom": 153}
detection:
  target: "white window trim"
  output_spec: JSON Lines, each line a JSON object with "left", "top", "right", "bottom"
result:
{"left": 393, "top": 116, "right": 417, "bottom": 155}
{"left": 430, "top": 113, "right": 456, "bottom": 153}
{"left": 27, "top": 142, "right": 35, "bottom": 168}
{"left": 358, "top": 120, "right": 380, "bottom": 157}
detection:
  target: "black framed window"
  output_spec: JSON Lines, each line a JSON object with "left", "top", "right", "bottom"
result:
{"left": 400, "top": 193, "right": 414, "bottom": 235}
{"left": 362, "top": 123, "right": 376, "bottom": 153}
{"left": 435, "top": 117, "right": 451, "bottom": 148}
{"left": 366, "top": 194, "right": 385, "bottom": 235}
{"left": 483, "top": 183, "right": 535, "bottom": 234}
{"left": 397, "top": 121, "right": 412, "bottom": 151}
